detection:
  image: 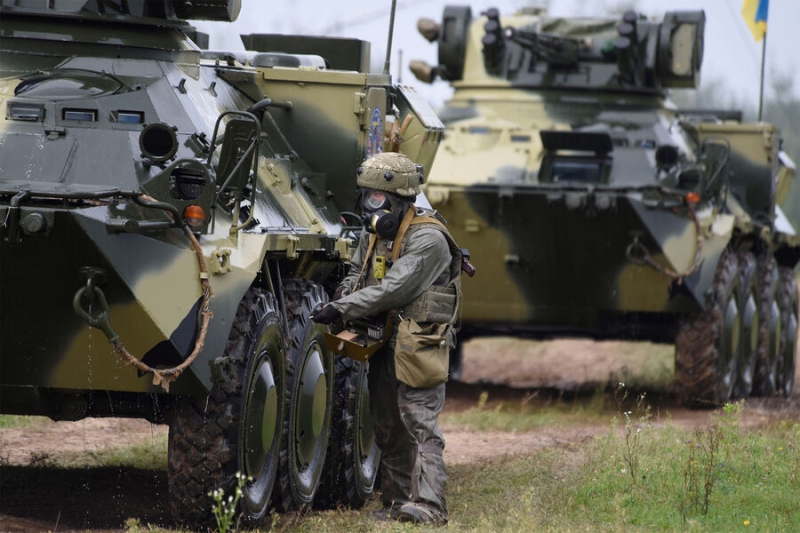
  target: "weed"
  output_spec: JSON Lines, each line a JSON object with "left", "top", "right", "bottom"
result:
{"left": 477, "top": 390, "right": 489, "bottom": 409}
{"left": 680, "top": 424, "right": 722, "bottom": 525}
{"left": 715, "top": 400, "right": 745, "bottom": 437}
{"left": 209, "top": 471, "right": 251, "bottom": 533}
{"left": 680, "top": 400, "right": 752, "bottom": 526}
{"left": 614, "top": 383, "right": 651, "bottom": 486}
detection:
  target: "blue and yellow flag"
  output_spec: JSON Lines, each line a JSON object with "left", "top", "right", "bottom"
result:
{"left": 742, "top": 0, "right": 769, "bottom": 42}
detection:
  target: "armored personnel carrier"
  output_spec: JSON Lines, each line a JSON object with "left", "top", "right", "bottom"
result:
{"left": 0, "top": 0, "right": 442, "bottom": 527}
{"left": 410, "top": 6, "right": 799, "bottom": 405}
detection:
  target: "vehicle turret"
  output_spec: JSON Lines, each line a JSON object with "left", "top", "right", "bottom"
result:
{"left": 410, "top": 6, "right": 704, "bottom": 91}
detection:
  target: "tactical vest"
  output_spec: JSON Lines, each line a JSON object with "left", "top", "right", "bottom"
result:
{"left": 356, "top": 206, "right": 462, "bottom": 326}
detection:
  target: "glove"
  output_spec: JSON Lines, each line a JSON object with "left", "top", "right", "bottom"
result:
{"left": 333, "top": 286, "right": 351, "bottom": 301}
{"left": 310, "top": 303, "right": 342, "bottom": 324}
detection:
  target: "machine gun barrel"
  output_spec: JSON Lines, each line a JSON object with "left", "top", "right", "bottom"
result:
{"left": 504, "top": 27, "right": 579, "bottom": 67}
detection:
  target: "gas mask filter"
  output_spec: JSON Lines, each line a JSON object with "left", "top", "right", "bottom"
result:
{"left": 363, "top": 210, "right": 401, "bottom": 237}
{"left": 359, "top": 189, "right": 405, "bottom": 238}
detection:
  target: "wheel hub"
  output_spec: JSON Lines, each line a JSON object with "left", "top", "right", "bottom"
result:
{"left": 244, "top": 358, "right": 278, "bottom": 477}
{"left": 296, "top": 342, "right": 327, "bottom": 468}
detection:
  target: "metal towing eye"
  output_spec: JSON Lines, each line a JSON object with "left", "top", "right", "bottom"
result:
{"left": 69, "top": 224, "right": 213, "bottom": 392}
{"left": 72, "top": 268, "right": 119, "bottom": 344}
{"left": 624, "top": 202, "right": 703, "bottom": 285}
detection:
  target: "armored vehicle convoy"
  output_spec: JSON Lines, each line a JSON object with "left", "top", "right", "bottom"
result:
{"left": 410, "top": 6, "right": 799, "bottom": 405}
{"left": 0, "top": 0, "right": 442, "bottom": 527}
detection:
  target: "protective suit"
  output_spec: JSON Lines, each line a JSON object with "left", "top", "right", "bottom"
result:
{"left": 312, "top": 152, "right": 462, "bottom": 525}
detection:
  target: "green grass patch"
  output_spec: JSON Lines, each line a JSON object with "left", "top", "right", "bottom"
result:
{"left": 561, "top": 405, "right": 800, "bottom": 532}
{"left": 440, "top": 389, "right": 616, "bottom": 432}
{"left": 0, "top": 415, "right": 48, "bottom": 429}
{"left": 57, "top": 433, "right": 168, "bottom": 470}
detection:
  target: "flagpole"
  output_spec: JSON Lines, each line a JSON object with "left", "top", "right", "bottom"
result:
{"left": 758, "top": 30, "right": 767, "bottom": 121}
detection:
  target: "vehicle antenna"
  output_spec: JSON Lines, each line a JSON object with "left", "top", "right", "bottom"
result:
{"left": 384, "top": 0, "right": 398, "bottom": 75}
{"left": 398, "top": 49, "right": 403, "bottom": 83}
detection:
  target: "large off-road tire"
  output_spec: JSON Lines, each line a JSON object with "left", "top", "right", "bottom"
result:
{"left": 675, "top": 250, "right": 742, "bottom": 407}
{"left": 752, "top": 255, "right": 782, "bottom": 396}
{"left": 733, "top": 251, "right": 759, "bottom": 399}
{"left": 273, "top": 278, "right": 334, "bottom": 510}
{"left": 169, "top": 288, "right": 285, "bottom": 528}
{"left": 315, "top": 356, "right": 380, "bottom": 509}
{"left": 776, "top": 267, "right": 798, "bottom": 397}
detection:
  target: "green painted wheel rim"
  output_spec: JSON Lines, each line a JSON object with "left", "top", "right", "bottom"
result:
{"left": 295, "top": 340, "right": 327, "bottom": 469}
{"left": 244, "top": 356, "right": 278, "bottom": 478}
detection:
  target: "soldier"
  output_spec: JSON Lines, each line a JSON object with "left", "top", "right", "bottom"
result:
{"left": 311, "top": 152, "right": 462, "bottom": 526}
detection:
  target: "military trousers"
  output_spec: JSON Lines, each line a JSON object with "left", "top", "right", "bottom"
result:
{"left": 368, "top": 339, "right": 448, "bottom": 515}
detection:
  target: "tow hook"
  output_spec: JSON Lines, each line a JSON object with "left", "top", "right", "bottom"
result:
{"left": 72, "top": 267, "right": 119, "bottom": 343}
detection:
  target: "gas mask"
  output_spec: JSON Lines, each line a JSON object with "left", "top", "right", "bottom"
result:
{"left": 358, "top": 189, "right": 411, "bottom": 238}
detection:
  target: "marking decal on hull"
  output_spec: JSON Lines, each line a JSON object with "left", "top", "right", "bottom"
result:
{"left": 366, "top": 107, "right": 383, "bottom": 158}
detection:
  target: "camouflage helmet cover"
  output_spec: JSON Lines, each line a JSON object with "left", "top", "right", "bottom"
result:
{"left": 356, "top": 152, "right": 423, "bottom": 197}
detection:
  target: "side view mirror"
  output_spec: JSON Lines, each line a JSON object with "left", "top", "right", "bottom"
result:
{"left": 212, "top": 114, "right": 260, "bottom": 196}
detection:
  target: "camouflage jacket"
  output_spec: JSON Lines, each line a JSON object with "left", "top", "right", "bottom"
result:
{"left": 331, "top": 210, "right": 457, "bottom": 324}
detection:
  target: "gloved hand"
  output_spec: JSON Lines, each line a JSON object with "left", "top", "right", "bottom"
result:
{"left": 333, "top": 286, "right": 351, "bottom": 301}
{"left": 310, "top": 303, "right": 342, "bottom": 324}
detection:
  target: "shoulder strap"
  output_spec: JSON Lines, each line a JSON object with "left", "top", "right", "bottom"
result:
{"left": 390, "top": 207, "right": 453, "bottom": 261}
{"left": 351, "top": 206, "right": 427, "bottom": 292}
{"left": 353, "top": 233, "right": 377, "bottom": 292}
{"left": 392, "top": 208, "right": 463, "bottom": 327}
{"left": 390, "top": 207, "right": 418, "bottom": 262}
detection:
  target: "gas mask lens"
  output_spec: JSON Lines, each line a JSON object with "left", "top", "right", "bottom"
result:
{"left": 362, "top": 189, "right": 390, "bottom": 212}
{"left": 359, "top": 189, "right": 401, "bottom": 237}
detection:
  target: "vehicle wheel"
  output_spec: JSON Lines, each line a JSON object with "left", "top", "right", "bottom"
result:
{"left": 315, "top": 356, "right": 380, "bottom": 509}
{"left": 752, "top": 255, "right": 781, "bottom": 396}
{"left": 733, "top": 251, "right": 759, "bottom": 399}
{"left": 274, "top": 278, "right": 334, "bottom": 510}
{"left": 675, "top": 250, "right": 741, "bottom": 407}
{"left": 776, "top": 267, "right": 798, "bottom": 397}
{"left": 169, "top": 288, "right": 285, "bottom": 528}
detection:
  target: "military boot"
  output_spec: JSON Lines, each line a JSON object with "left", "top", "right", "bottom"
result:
{"left": 395, "top": 502, "right": 448, "bottom": 526}
{"left": 370, "top": 503, "right": 402, "bottom": 522}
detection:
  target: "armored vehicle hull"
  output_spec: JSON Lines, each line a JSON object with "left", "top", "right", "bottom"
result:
{"left": 0, "top": 0, "right": 443, "bottom": 527}
{"left": 413, "top": 6, "right": 799, "bottom": 405}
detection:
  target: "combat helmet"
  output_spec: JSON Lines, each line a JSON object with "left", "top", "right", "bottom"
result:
{"left": 357, "top": 152, "right": 423, "bottom": 197}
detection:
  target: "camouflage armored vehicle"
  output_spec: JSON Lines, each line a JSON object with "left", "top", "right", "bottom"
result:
{"left": 0, "top": 0, "right": 442, "bottom": 527}
{"left": 410, "top": 5, "right": 799, "bottom": 405}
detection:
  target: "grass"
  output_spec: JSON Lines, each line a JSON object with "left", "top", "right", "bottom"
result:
{"left": 374, "top": 396, "right": 798, "bottom": 533}
{"left": 274, "top": 404, "right": 800, "bottom": 533}
{"left": 2, "top": 393, "right": 799, "bottom": 532}
{"left": 0, "top": 414, "right": 48, "bottom": 429}
{"left": 440, "top": 388, "right": 617, "bottom": 432}
{"left": 564, "top": 415, "right": 800, "bottom": 532}
{"left": 58, "top": 435, "right": 169, "bottom": 470}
